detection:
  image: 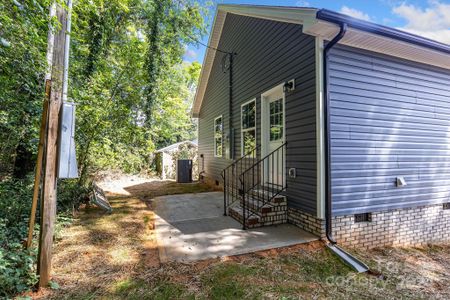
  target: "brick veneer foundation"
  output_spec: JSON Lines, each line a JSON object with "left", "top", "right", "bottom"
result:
{"left": 288, "top": 208, "right": 325, "bottom": 238}
{"left": 289, "top": 204, "right": 450, "bottom": 248}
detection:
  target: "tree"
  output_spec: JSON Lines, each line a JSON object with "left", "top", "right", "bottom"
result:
{"left": 0, "top": 0, "right": 49, "bottom": 177}
{"left": 68, "top": 0, "right": 208, "bottom": 184}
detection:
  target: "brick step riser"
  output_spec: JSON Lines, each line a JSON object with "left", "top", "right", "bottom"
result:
{"left": 228, "top": 206, "right": 287, "bottom": 228}
{"left": 228, "top": 207, "right": 262, "bottom": 228}
{"left": 239, "top": 200, "right": 287, "bottom": 216}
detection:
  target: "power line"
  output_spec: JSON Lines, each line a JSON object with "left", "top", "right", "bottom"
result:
{"left": 185, "top": 32, "right": 232, "bottom": 55}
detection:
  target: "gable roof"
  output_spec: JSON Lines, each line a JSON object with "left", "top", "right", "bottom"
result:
{"left": 192, "top": 4, "right": 450, "bottom": 118}
{"left": 156, "top": 140, "right": 198, "bottom": 154}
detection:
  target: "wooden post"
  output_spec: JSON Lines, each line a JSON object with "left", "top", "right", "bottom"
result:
{"left": 26, "top": 85, "right": 50, "bottom": 249}
{"left": 37, "top": 3, "right": 68, "bottom": 288}
{"left": 26, "top": 1, "right": 56, "bottom": 251}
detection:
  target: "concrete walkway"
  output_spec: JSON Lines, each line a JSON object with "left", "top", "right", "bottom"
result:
{"left": 153, "top": 192, "right": 318, "bottom": 262}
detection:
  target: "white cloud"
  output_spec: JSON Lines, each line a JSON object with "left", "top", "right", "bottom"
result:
{"left": 295, "top": 1, "right": 311, "bottom": 7}
{"left": 392, "top": 1, "right": 450, "bottom": 44}
{"left": 340, "top": 6, "right": 372, "bottom": 21}
{"left": 184, "top": 48, "right": 197, "bottom": 60}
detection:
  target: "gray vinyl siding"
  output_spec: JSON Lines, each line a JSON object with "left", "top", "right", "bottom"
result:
{"left": 198, "top": 13, "right": 317, "bottom": 214}
{"left": 329, "top": 45, "right": 450, "bottom": 216}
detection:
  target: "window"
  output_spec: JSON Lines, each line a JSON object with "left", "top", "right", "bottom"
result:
{"left": 269, "top": 98, "right": 284, "bottom": 141}
{"left": 241, "top": 100, "right": 256, "bottom": 156}
{"left": 214, "top": 116, "right": 223, "bottom": 157}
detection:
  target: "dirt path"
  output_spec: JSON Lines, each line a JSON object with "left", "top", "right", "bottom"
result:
{"left": 35, "top": 176, "right": 450, "bottom": 299}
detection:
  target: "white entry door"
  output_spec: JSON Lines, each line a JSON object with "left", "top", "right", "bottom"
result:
{"left": 261, "top": 84, "right": 285, "bottom": 188}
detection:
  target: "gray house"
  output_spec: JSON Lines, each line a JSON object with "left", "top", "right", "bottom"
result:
{"left": 193, "top": 5, "right": 450, "bottom": 248}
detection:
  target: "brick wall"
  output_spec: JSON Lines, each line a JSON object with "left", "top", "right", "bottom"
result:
{"left": 288, "top": 207, "right": 325, "bottom": 238}
{"left": 289, "top": 204, "right": 450, "bottom": 248}
{"left": 334, "top": 204, "right": 450, "bottom": 248}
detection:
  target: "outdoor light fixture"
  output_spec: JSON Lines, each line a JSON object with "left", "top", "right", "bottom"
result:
{"left": 283, "top": 79, "right": 295, "bottom": 93}
{"left": 288, "top": 168, "right": 296, "bottom": 178}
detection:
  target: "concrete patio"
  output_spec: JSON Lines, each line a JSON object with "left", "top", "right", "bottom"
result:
{"left": 153, "top": 191, "right": 318, "bottom": 262}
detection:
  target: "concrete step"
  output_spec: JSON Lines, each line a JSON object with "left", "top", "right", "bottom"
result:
{"left": 226, "top": 188, "right": 287, "bottom": 205}
{"left": 228, "top": 204, "right": 262, "bottom": 228}
{"left": 250, "top": 189, "right": 287, "bottom": 204}
{"left": 240, "top": 196, "right": 287, "bottom": 215}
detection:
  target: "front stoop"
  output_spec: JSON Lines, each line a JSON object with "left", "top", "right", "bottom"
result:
{"left": 227, "top": 192, "right": 288, "bottom": 228}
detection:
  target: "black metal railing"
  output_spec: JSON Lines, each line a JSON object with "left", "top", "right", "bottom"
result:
{"left": 239, "top": 142, "right": 287, "bottom": 229}
{"left": 221, "top": 145, "right": 260, "bottom": 216}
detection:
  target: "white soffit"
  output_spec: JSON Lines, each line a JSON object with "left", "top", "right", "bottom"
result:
{"left": 304, "top": 20, "right": 450, "bottom": 71}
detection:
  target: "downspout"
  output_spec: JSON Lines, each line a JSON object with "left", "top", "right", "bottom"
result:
{"left": 323, "top": 23, "right": 347, "bottom": 245}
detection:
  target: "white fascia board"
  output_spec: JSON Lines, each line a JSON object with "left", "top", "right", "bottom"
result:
{"left": 192, "top": 8, "right": 226, "bottom": 118}
{"left": 304, "top": 20, "right": 450, "bottom": 70}
{"left": 218, "top": 5, "right": 318, "bottom": 25}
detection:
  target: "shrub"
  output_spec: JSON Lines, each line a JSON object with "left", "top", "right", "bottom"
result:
{"left": 0, "top": 176, "right": 84, "bottom": 297}
{"left": 0, "top": 176, "right": 38, "bottom": 297}
{"left": 0, "top": 239, "right": 38, "bottom": 297}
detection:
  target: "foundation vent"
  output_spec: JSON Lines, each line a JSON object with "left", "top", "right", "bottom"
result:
{"left": 354, "top": 213, "right": 372, "bottom": 223}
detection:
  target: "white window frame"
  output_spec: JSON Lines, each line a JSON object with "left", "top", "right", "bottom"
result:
{"left": 241, "top": 99, "right": 257, "bottom": 157}
{"left": 214, "top": 115, "right": 223, "bottom": 157}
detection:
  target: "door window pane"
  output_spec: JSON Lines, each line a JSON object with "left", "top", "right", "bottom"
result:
{"left": 269, "top": 98, "right": 283, "bottom": 141}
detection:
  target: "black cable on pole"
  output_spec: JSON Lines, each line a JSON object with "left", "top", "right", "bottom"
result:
{"left": 184, "top": 32, "right": 233, "bottom": 55}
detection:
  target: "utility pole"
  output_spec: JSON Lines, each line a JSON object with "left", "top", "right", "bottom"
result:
{"left": 26, "top": 2, "right": 56, "bottom": 250}
{"left": 37, "top": 1, "right": 70, "bottom": 288}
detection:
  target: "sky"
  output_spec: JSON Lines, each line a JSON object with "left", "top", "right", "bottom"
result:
{"left": 183, "top": 0, "right": 450, "bottom": 63}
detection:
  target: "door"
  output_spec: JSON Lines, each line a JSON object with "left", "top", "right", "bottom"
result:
{"left": 261, "top": 84, "right": 285, "bottom": 188}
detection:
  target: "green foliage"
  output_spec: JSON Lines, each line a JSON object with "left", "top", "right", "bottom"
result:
{"left": 0, "top": 0, "right": 208, "bottom": 297}
{"left": 1, "top": 0, "right": 208, "bottom": 180}
{"left": 0, "top": 177, "right": 85, "bottom": 298}
{"left": 57, "top": 179, "right": 92, "bottom": 211}
{"left": 70, "top": 0, "right": 208, "bottom": 182}
{"left": 0, "top": 241, "right": 38, "bottom": 297}
{"left": 0, "top": 177, "right": 38, "bottom": 298}
{"left": 0, "top": 177, "right": 34, "bottom": 241}
{"left": 0, "top": 0, "right": 49, "bottom": 175}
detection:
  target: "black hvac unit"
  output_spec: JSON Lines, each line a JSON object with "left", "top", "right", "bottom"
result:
{"left": 177, "top": 159, "right": 192, "bottom": 183}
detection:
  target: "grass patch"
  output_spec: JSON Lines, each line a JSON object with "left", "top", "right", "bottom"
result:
{"left": 143, "top": 215, "right": 150, "bottom": 224}
{"left": 202, "top": 263, "right": 260, "bottom": 299}
{"left": 113, "top": 278, "right": 189, "bottom": 300}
